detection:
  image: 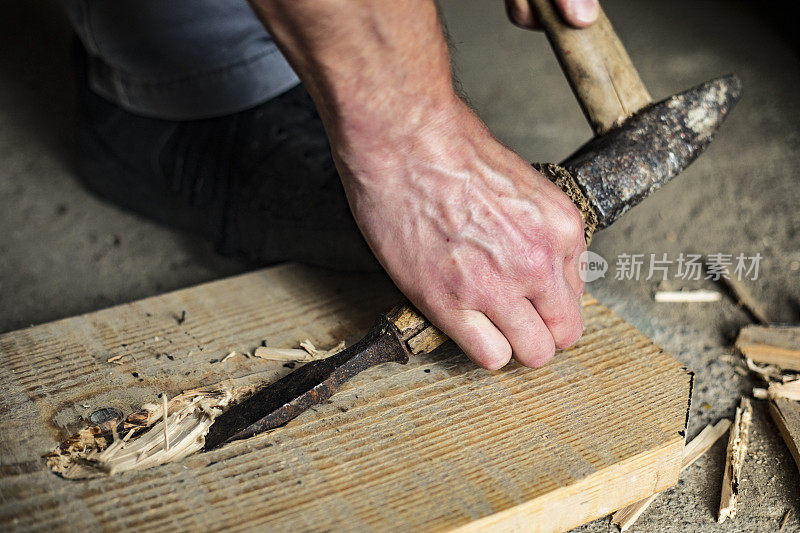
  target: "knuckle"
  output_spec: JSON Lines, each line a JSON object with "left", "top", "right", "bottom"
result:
{"left": 558, "top": 204, "right": 586, "bottom": 244}
{"left": 525, "top": 243, "right": 557, "bottom": 281}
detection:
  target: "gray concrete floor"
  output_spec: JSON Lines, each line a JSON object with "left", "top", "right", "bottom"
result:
{"left": 1, "top": 0, "right": 798, "bottom": 530}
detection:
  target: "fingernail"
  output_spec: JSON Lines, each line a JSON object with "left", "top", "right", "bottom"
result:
{"left": 569, "top": 0, "right": 599, "bottom": 26}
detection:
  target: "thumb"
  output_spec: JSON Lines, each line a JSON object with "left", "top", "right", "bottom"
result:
{"left": 505, "top": 0, "right": 600, "bottom": 30}
{"left": 552, "top": 0, "right": 600, "bottom": 28}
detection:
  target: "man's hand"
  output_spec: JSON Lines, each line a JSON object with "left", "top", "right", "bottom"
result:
{"left": 339, "top": 98, "right": 586, "bottom": 369}
{"left": 505, "top": 0, "right": 599, "bottom": 29}
{"left": 249, "top": 0, "right": 591, "bottom": 369}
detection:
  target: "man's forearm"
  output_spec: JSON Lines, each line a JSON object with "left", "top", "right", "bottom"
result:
{"left": 248, "top": 0, "right": 458, "bottom": 148}
{"left": 246, "top": 0, "right": 588, "bottom": 370}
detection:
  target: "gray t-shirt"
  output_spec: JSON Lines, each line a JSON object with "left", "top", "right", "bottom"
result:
{"left": 61, "top": 0, "right": 300, "bottom": 120}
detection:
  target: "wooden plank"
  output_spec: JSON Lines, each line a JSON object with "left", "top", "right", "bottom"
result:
{"left": 736, "top": 325, "right": 800, "bottom": 371}
{"left": 0, "top": 264, "right": 691, "bottom": 532}
{"left": 770, "top": 398, "right": 800, "bottom": 475}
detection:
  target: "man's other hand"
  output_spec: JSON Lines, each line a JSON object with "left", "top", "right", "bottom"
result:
{"left": 505, "top": 0, "right": 600, "bottom": 29}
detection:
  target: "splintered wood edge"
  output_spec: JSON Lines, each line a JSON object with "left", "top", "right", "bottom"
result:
{"left": 612, "top": 419, "right": 732, "bottom": 531}
{"left": 46, "top": 386, "right": 253, "bottom": 479}
{"left": 455, "top": 437, "right": 685, "bottom": 533}
{"left": 718, "top": 398, "right": 753, "bottom": 523}
{"left": 769, "top": 398, "right": 800, "bottom": 476}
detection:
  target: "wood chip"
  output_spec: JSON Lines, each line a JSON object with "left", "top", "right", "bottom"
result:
{"left": 769, "top": 398, "right": 800, "bottom": 475}
{"left": 780, "top": 508, "right": 792, "bottom": 531}
{"left": 736, "top": 325, "right": 800, "bottom": 371}
{"left": 718, "top": 398, "right": 753, "bottom": 523}
{"left": 654, "top": 290, "right": 722, "bottom": 303}
{"left": 253, "top": 339, "right": 345, "bottom": 362}
{"left": 221, "top": 351, "right": 247, "bottom": 362}
{"left": 611, "top": 419, "right": 732, "bottom": 531}
{"left": 162, "top": 393, "right": 170, "bottom": 452}
{"left": 754, "top": 380, "right": 800, "bottom": 401}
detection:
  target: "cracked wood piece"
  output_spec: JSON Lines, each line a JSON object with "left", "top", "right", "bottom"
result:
{"left": 0, "top": 264, "right": 690, "bottom": 533}
{"left": 770, "top": 398, "right": 800, "bottom": 476}
{"left": 736, "top": 325, "right": 800, "bottom": 371}
{"left": 718, "top": 398, "right": 753, "bottom": 523}
{"left": 611, "top": 419, "right": 732, "bottom": 531}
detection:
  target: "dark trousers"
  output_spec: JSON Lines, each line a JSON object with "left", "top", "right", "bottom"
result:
{"left": 74, "top": 43, "right": 379, "bottom": 272}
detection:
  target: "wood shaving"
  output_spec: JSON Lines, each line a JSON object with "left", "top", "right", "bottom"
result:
{"left": 253, "top": 339, "right": 346, "bottom": 362}
{"left": 745, "top": 358, "right": 783, "bottom": 380}
{"left": 45, "top": 387, "right": 249, "bottom": 479}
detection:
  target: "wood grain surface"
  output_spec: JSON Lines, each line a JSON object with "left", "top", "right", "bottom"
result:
{"left": 0, "top": 264, "right": 691, "bottom": 532}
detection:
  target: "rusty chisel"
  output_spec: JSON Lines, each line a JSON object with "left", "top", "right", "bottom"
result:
{"left": 203, "top": 4, "right": 742, "bottom": 450}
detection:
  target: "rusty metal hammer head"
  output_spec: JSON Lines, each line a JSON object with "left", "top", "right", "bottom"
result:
{"left": 539, "top": 74, "right": 742, "bottom": 238}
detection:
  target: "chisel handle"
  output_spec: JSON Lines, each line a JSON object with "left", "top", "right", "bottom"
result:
{"left": 528, "top": 0, "right": 651, "bottom": 134}
{"left": 386, "top": 303, "right": 449, "bottom": 355}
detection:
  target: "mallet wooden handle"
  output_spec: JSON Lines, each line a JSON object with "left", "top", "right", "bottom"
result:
{"left": 528, "top": 0, "right": 651, "bottom": 134}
